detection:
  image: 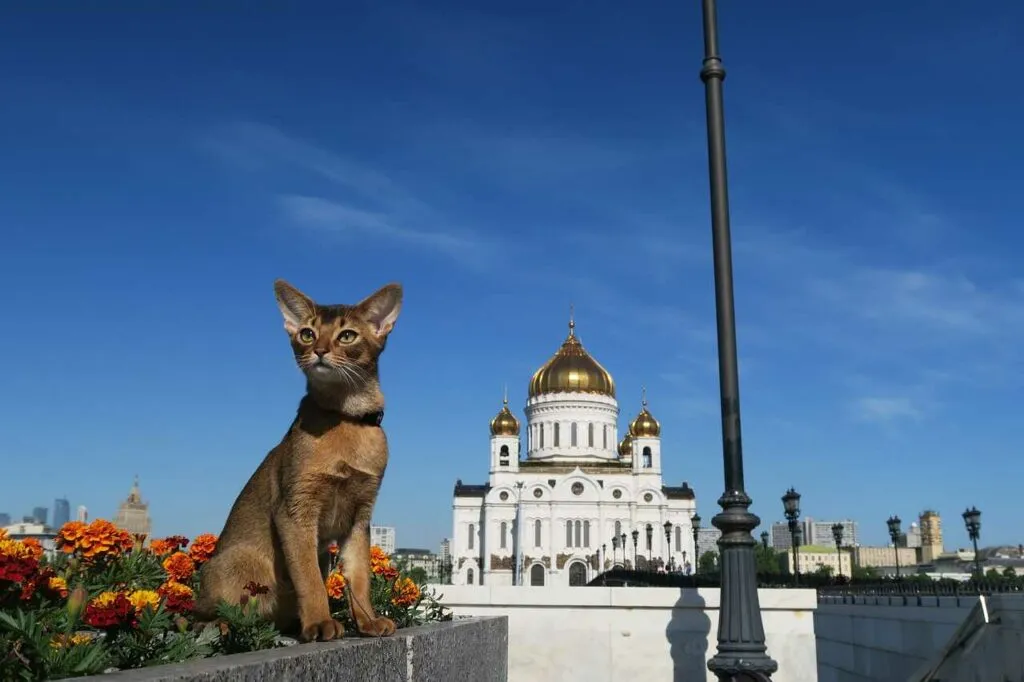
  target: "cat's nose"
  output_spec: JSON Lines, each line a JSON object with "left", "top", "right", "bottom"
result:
{"left": 314, "top": 349, "right": 327, "bottom": 358}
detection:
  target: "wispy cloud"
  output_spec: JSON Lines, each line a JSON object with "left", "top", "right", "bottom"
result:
{"left": 202, "top": 122, "right": 494, "bottom": 267}
{"left": 851, "top": 396, "right": 923, "bottom": 423}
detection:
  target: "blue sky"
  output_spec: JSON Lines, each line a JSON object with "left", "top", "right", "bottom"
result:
{"left": 2, "top": 1, "right": 1022, "bottom": 551}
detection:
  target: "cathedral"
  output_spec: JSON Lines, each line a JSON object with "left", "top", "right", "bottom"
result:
{"left": 451, "top": 316, "right": 698, "bottom": 587}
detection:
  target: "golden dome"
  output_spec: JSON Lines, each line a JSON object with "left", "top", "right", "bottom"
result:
{"left": 489, "top": 394, "right": 520, "bottom": 437}
{"left": 528, "top": 315, "right": 615, "bottom": 398}
{"left": 617, "top": 432, "right": 634, "bottom": 457}
{"left": 629, "top": 389, "right": 661, "bottom": 438}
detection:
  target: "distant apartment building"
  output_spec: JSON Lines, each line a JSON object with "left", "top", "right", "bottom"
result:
{"left": 393, "top": 548, "right": 437, "bottom": 579}
{"left": 371, "top": 525, "right": 396, "bottom": 555}
{"left": 852, "top": 545, "right": 919, "bottom": 572}
{"left": 771, "top": 518, "right": 858, "bottom": 551}
{"left": 781, "top": 545, "right": 853, "bottom": 576}
{"left": 0, "top": 513, "right": 10, "bottom": 527}
{"left": 32, "top": 506, "right": 48, "bottom": 526}
{"left": 76, "top": 505, "right": 89, "bottom": 522}
{"left": 439, "top": 538, "right": 451, "bottom": 565}
{"left": 53, "top": 498, "right": 71, "bottom": 529}
{"left": 901, "top": 522, "right": 922, "bottom": 548}
{"left": 697, "top": 527, "right": 722, "bottom": 558}
{"left": 919, "top": 510, "right": 944, "bottom": 563}
{"left": 3, "top": 521, "right": 58, "bottom": 557}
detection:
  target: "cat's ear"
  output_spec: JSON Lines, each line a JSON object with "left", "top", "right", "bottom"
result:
{"left": 357, "top": 283, "right": 403, "bottom": 338}
{"left": 274, "top": 279, "right": 316, "bottom": 334}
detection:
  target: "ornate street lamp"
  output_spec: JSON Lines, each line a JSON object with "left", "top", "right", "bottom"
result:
{"left": 691, "top": 513, "right": 702, "bottom": 575}
{"left": 645, "top": 523, "right": 654, "bottom": 564}
{"left": 601, "top": 543, "right": 607, "bottom": 572}
{"left": 611, "top": 535, "right": 619, "bottom": 566}
{"left": 631, "top": 529, "right": 639, "bottom": 568}
{"left": 664, "top": 521, "right": 674, "bottom": 570}
{"left": 886, "top": 515, "right": 903, "bottom": 578}
{"left": 782, "top": 488, "right": 802, "bottom": 585}
{"left": 760, "top": 531, "right": 769, "bottom": 550}
{"left": 963, "top": 506, "right": 982, "bottom": 577}
{"left": 831, "top": 523, "right": 844, "bottom": 579}
{"left": 698, "top": 2, "right": 777, "bottom": 675}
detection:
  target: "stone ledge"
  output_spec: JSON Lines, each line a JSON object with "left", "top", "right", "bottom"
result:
{"left": 76, "top": 617, "right": 508, "bottom": 682}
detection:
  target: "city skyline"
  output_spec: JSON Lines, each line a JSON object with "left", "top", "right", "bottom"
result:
{"left": 2, "top": 2, "right": 1023, "bottom": 548}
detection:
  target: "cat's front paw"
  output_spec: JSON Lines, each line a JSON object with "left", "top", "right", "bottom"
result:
{"left": 357, "top": 615, "right": 396, "bottom": 637}
{"left": 300, "top": 618, "right": 345, "bottom": 642}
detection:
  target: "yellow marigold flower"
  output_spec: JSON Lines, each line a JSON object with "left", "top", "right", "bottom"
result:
{"left": 0, "top": 538, "right": 35, "bottom": 560}
{"left": 162, "top": 551, "right": 195, "bottom": 582}
{"left": 51, "top": 632, "right": 94, "bottom": 648}
{"left": 158, "top": 580, "right": 193, "bottom": 598}
{"left": 188, "top": 533, "right": 217, "bottom": 564}
{"left": 0, "top": 528, "right": 7, "bottom": 539}
{"left": 48, "top": 576, "right": 69, "bottom": 598}
{"left": 129, "top": 589, "right": 161, "bottom": 614}
{"left": 391, "top": 577, "right": 420, "bottom": 607}
{"left": 325, "top": 571, "right": 347, "bottom": 599}
{"left": 91, "top": 591, "right": 120, "bottom": 609}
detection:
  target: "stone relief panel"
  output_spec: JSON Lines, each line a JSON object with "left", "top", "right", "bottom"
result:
{"left": 490, "top": 554, "right": 513, "bottom": 570}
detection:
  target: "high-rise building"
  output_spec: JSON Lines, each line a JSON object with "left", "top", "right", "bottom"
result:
{"left": 53, "top": 498, "right": 71, "bottom": 529}
{"left": 371, "top": 525, "right": 396, "bottom": 555}
{"left": 771, "top": 518, "right": 858, "bottom": 551}
{"left": 439, "top": 538, "right": 451, "bottom": 565}
{"left": 697, "top": 527, "right": 722, "bottom": 559}
{"left": 919, "top": 510, "right": 943, "bottom": 563}
{"left": 0, "top": 513, "right": 10, "bottom": 527}
{"left": 76, "top": 506, "right": 89, "bottom": 522}
{"left": 904, "top": 522, "right": 922, "bottom": 548}
{"left": 113, "top": 476, "right": 152, "bottom": 544}
{"left": 32, "top": 506, "right": 48, "bottom": 526}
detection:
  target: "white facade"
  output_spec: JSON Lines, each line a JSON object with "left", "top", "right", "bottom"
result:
{"left": 371, "top": 525, "right": 396, "bottom": 555}
{"left": 452, "top": 319, "right": 698, "bottom": 587}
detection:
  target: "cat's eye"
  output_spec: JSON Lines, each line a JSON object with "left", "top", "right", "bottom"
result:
{"left": 297, "top": 328, "right": 316, "bottom": 344}
{"left": 337, "top": 330, "right": 358, "bottom": 344}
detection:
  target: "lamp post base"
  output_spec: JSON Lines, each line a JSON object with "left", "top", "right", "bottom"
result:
{"left": 707, "top": 490, "right": 779, "bottom": 681}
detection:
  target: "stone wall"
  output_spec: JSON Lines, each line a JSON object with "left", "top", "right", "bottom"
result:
{"left": 815, "top": 595, "right": 974, "bottom": 682}
{"left": 77, "top": 617, "right": 507, "bottom": 682}
{"left": 438, "top": 585, "right": 818, "bottom": 682}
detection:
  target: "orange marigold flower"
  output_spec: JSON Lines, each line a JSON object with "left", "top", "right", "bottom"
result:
{"left": 0, "top": 528, "right": 7, "bottom": 539}
{"left": 148, "top": 538, "right": 175, "bottom": 556}
{"left": 47, "top": 576, "right": 69, "bottom": 599}
{"left": 162, "top": 551, "right": 195, "bottom": 582}
{"left": 20, "top": 538, "right": 44, "bottom": 560}
{"left": 325, "top": 571, "right": 347, "bottom": 599}
{"left": 158, "top": 581, "right": 194, "bottom": 614}
{"left": 391, "top": 577, "right": 420, "bottom": 607}
{"left": 188, "top": 533, "right": 217, "bottom": 564}
{"left": 57, "top": 521, "right": 87, "bottom": 553}
{"left": 60, "top": 519, "right": 133, "bottom": 560}
{"left": 0, "top": 538, "right": 40, "bottom": 584}
{"left": 327, "top": 542, "right": 339, "bottom": 556}
{"left": 128, "top": 589, "right": 161, "bottom": 614}
{"left": 370, "top": 545, "right": 397, "bottom": 578}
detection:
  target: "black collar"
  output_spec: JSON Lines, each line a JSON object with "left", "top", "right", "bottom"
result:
{"left": 342, "top": 410, "right": 384, "bottom": 427}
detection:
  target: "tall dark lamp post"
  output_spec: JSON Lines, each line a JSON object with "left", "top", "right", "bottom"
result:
{"left": 831, "top": 524, "right": 844, "bottom": 579}
{"left": 886, "top": 516, "right": 902, "bottom": 578}
{"left": 760, "top": 531, "right": 769, "bottom": 550}
{"left": 631, "top": 529, "right": 639, "bottom": 568}
{"left": 664, "top": 521, "right": 674, "bottom": 570}
{"left": 962, "top": 506, "right": 982, "bottom": 577}
{"left": 611, "top": 535, "right": 619, "bottom": 567}
{"left": 645, "top": 523, "right": 654, "bottom": 564}
{"left": 698, "top": 0, "right": 778, "bottom": 678}
{"left": 691, "top": 513, "right": 702, "bottom": 574}
{"left": 782, "top": 488, "right": 802, "bottom": 585}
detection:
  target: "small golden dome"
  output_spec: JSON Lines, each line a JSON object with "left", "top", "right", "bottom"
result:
{"left": 618, "top": 432, "right": 634, "bottom": 457}
{"left": 629, "top": 389, "right": 661, "bottom": 438}
{"left": 489, "top": 394, "right": 520, "bottom": 437}
{"left": 528, "top": 314, "right": 615, "bottom": 398}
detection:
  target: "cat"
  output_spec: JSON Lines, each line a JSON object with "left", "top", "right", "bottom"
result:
{"left": 194, "top": 279, "right": 402, "bottom": 642}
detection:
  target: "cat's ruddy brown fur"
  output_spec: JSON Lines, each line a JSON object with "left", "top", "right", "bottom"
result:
{"left": 195, "top": 279, "right": 402, "bottom": 642}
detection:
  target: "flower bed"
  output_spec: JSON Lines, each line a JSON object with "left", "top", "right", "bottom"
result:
{"left": 0, "top": 521, "right": 450, "bottom": 680}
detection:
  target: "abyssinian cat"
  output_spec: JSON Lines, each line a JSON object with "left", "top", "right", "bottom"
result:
{"left": 194, "top": 279, "right": 402, "bottom": 642}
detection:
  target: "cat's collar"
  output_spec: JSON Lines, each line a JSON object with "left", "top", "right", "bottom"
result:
{"left": 342, "top": 410, "right": 384, "bottom": 427}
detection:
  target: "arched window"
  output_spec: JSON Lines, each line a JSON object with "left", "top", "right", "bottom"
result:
{"left": 588, "top": 423, "right": 594, "bottom": 447}
{"left": 642, "top": 446, "right": 652, "bottom": 468}
{"left": 615, "top": 520, "right": 622, "bottom": 538}
{"left": 467, "top": 568, "right": 475, "bottom": 585}
{"left": 675, "top": 526, "right": 682, "bottom": 552}
{"left": 500, "top": 522, "right": 507, "bottom": 549}
{"left": 539, "top": 424, "right": 545, "bottom": 448}
{"left": 646, "top": 532, "right": 652, "bottom": 551}
{"left": 554, "top": 423, "right": 560, "bottom": 447}
{"left": 468, "top": 524, "right": 475, "bottom": 550}
{"left": 583, "top": 521, "right": 591, "bottom": 547}
{"left": 570, "top": 422, "right": 577, "bottom": 447}
{"left": 530, "top": 563, "right": 545, "bottom": 586}
{"left": 574, "top": 520, "right": 582, "bottom": 547}
{"left": 500, "top": 444, "right": 509, "bottom": 456}
{"left": 565, "top": 521, "right": 572, "bottom": 547}
{"left": 569, "top": 562, "right": 587, "bottom": 586}
{"left": 534, "top": 519, "right": 542, "bottom": 547}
